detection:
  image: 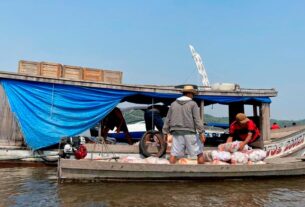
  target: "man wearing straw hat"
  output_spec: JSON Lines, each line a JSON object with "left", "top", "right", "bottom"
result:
{"left": 163, "top": 85, "right": 206, "bottom": 164}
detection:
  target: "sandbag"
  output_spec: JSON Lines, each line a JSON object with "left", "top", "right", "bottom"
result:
{"left": 218, "top": 141, "right": 250, "bottom": 153}
{"left": 248, "top": 149, "right": 267, "bottom": 162}
{"left": 231, "top": 152, "right": 249, "bottom": 164}
{"left": 211, "top": 150, "right": 231, "bottom": 162}
{"left": 203, "top": 150, "right": 213, "bottom": 162}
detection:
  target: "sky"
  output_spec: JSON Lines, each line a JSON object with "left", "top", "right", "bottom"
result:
{"left": 0, "top": 0, "right": 305, "bottom": 120}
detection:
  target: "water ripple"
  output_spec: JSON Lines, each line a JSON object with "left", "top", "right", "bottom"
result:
{"left": 1, "top": 167, "right": 305, "bottom": 207}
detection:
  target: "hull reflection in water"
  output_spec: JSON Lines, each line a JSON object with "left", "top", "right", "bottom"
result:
{"left": 1, "top": 167, "right": 305, "bottom": 206}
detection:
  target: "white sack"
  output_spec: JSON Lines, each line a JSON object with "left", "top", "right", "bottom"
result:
{"left": 211, "top": 150, "right": 231, "bottom": 162}
{"left": 231, "top": 152, "right": 249, "bottom": 164}
{"left": 218, "top": 141, "right": 250, "bottom": 153}
{"left": 248, "top": 149, "right": 267, "bottom": 162}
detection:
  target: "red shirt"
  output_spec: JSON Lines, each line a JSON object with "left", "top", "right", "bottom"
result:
{"left": 271, "top": 124, "right": 280, "bottom": 130}
{"left": 229, "top": 119, "right": 260, "bottom": 143}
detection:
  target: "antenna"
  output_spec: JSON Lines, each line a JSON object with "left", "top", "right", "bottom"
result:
{"left": 189, "top": 45, "right": 210, "bottom": 87}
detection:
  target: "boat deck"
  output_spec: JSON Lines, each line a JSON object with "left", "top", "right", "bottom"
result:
{"left": 83, "top": 125, "right": 305, "bottom": 155}
{"left": 270, "top": 125, "right": 305, "bottom": 140}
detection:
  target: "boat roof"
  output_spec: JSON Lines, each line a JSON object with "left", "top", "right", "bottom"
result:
{"left": 0, "top": 71, "right": 277, "bottom": 105}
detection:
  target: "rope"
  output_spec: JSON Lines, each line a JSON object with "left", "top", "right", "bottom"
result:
{"left": 95, "top": 121, "right": 118, "bottom": 161}
{"left": 182, "top": 67, "right": 198, "bottom": 85}
{"left": 50, "top": 83, "right": 55, "bottom": 117}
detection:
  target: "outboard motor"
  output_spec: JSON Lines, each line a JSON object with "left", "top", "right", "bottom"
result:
{"left": 74, "top": 136, "right": 87, "bottom": 159}
{"left": 59, "top": 136, "right": 87, "bottom": 159}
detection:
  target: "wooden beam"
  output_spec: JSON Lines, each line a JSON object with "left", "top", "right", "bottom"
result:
{"left": 0, "top": 71, "right": 278, "bottom": 97}
{"left": 253, "top": 105, "right": 258, "bottom": 117}
{"left": 260, "top": 103, "right": 271, "bottom": 142}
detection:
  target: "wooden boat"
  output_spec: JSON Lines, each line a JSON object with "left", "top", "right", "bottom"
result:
{"left": 0, "top": 70, "right": 304, "bottom": 166}
{"left": 58, "top": 157, "right": 305, "bottom": 182}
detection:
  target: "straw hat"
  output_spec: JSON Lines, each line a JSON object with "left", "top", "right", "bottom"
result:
{"left": 182, "top": 85, "right": 198, "bottom": 94}
{"left": 236, "top": 113, "right": 249, "bottom": 124}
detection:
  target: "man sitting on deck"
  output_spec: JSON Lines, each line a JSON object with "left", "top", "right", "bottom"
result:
{"left": 226, "top": 113, "right": 261, "bottom": 150}
{"left": 162, "top": 85, "right": 206, "bottom": 164}
{"left": 101, "top": 107, "right": 133, "bottom": 145}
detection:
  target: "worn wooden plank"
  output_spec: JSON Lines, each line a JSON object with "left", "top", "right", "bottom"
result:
{"left": 0, "top": 85, "right": 23, "bottom": 146}
{"left": 260, "top": 103, "right": 271, "bottom": 141}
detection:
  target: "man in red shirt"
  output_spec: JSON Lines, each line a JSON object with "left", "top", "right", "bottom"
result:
{"left": 226, "top": 113, "right": 261, "bottom": 150}
{"left": 271, "top": 122, "right": 280, "bottom": 130}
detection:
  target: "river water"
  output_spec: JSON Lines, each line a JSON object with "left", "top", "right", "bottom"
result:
{"left": 1, "top": 166, "right": 305, "bottom": 207}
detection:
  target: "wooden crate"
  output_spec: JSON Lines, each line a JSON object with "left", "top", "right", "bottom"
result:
{"left": 40, "top": 62, "right": 62, "bottom": 78}
{"left": 62, "top": 65, "right": 83, "bottom": 80}
{"left": 103, "top": 70, "right": 122, "bottom": 84}
{"left": 83, "top": 68, "right": 103, "bottom": 82}
{"left": 18, "top": 60, "right": 40, "bottom": 76}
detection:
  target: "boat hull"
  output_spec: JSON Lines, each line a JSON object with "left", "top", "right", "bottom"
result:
{"left": 58, "top": 157, "right": 305, "bottom": 182}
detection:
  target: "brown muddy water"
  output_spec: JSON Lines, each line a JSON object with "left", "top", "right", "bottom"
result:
{"left": 1, "top": 166, "right": 305, "bottom": 207}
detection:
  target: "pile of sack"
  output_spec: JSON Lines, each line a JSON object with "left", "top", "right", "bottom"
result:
{"left": 203, "top": 141, "right": 267, "bottom": 165}
{"left": 117, "top": 141, "right": 267, "bottom": 165}
{"left": 119, "top": 156, "right": 170, "bottom": 164}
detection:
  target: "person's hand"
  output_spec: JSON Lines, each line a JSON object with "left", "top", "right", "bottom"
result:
{"left": 164, "top": 134, "right": 168, "bottom": 143}
{"left": 239, "top": 142, "right": 246, "bottom": 151}
{"left": 226, "top": 136, "right": 233, "bottom": 143}
{"left": 116, "top": 127, "right": 121, "bottom": 133}
{"left": 199, "top": 134, "right": 206, "bottom": 143}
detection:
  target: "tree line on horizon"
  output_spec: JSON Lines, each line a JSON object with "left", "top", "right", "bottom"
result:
{"left": 123, "top": 109, "right": 304, "bottom": 127}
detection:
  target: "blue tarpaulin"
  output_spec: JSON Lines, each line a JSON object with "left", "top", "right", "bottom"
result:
{"left": 1, "top": 79, "right": 271, "bottom": 150}
{"left": 1, "top": 79, "right": 134, "bottom": 149}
